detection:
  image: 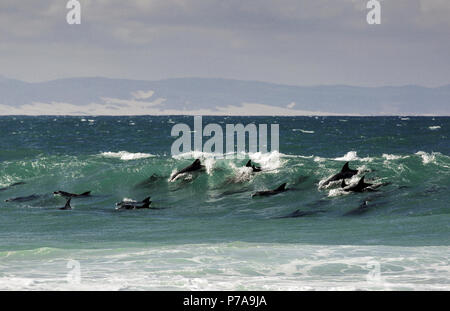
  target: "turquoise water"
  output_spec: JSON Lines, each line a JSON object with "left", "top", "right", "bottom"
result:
{"left": 0, "top": 116, "right": 449, "bottom": 290}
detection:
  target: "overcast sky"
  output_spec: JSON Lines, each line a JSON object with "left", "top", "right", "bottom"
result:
{"left": 0, "top": 0, "right": 449, "bottom": 86}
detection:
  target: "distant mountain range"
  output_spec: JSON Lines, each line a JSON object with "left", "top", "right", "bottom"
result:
{"left": 0, "top": 76, "right": 449, "bottom": 115}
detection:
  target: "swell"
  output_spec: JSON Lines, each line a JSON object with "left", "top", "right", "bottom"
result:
{"left": 1, "top": 150, "right": 448, "bottom": 216}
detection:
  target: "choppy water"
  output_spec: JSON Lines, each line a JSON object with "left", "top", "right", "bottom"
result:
{"left": 0, "top": 116, "right": 449, "bottom": 290}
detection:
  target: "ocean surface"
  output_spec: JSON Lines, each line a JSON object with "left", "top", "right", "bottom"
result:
{"left": 0, "top": 116, "right": 449, "bottom": 290}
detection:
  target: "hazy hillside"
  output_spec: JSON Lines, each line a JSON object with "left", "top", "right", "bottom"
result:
{"left": 0, "top": 76, "right": 449, "bottom": 115}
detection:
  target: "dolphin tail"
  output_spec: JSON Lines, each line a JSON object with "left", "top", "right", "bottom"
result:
{"left": 64, "top": 198, "right": 72, "bottom": 209}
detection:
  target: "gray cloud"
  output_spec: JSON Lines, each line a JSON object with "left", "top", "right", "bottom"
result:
{"left": 0, "top": 0, "right": 449, "bottom": 86}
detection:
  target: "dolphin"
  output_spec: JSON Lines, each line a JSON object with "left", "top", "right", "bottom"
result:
{"left": 135, "top": 173, "right": 162, "bottom": 188}
{"left": 115, "top": 196, "right": 152, "bottom": 210}
{"left": 275, "top": 209, "right": 326, "bottom": 218}
{"left": 59, "top": 198, "right": 72, "bottom": 210}
{"left": 322, "top": 162, "right": 358, "bottom": 186}
{"left": 343, "top": 200, "right": 372, "bottom": 216}
{"left": 170, "top": 159, "right": 205, "bottom": 181}
{"left": 5, "top": 194, "right": 41, "bottom": 202}
{"left": 53, "top": 191, "right": 91, "bottom": 198}
{"left": 245, "top": 160, "right": 262, "bottom": 172}
{"left": 252, "top": 183, "right": 287, "bottom": 197}
{"left": 306, "top": 198, "right": 331, "bottom": 208}
{"left": 341, "top": 176, "right": 374, "bottom": 192}
{"left": 0, "top": 181, "right": 26, "bottom": 191}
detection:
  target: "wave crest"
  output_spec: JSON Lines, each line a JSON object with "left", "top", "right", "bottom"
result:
{"left": 100, "top": 151, "right": 155, "bottom": 160}
{"left": 334, "top": 151, "right": 372, "bottom": 162}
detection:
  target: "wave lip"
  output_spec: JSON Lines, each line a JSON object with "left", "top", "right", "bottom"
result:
{"left": 429, "top": 126, "right": 441, "bottom": 130}
{"left": 100, "top": 151, "right": 155, "bottom": 160}
{"left": 293, "top": 129, "right": 315, "bottom": 134}
{"left": 415, "top": 151, "right": 438, "bottom": 164}
{"left": 334, "top": 151, "right": 372, "bottom": 162}
{"left": 382, "top": 154, "right": 409, "bottom": 160}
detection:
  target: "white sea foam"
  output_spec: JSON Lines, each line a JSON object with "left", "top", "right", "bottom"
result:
{"left": 334, "top": 151, "right": 372, "bottom": 162}
{"left": 334, "top": 151, "right": 359, "bottom": 161}
{"left": 429, "top": 126, "right": 441, "bottom": 130}
{"left": 382, "top": 154, "right": 408, "bottom": 160}
{"left": 203, "top": 157, "right": 216, "bottom": 175}
{"left": 228, "top": 162, "right": 254, "bottom": 183}
{"left": 314, "top": 156, "right": 326, "bottom": 163}
{"left": 248, "top": 151, "right": 284, "bottom": 171}
{"left": 1, "top": 243, "right": 448, "bottom": 290}
{"left": 327, "top": 187, "right": 349, "bottom": 197}
{"left": 415, "top": 151, "right": 437, "bottom": 164}
{"left": 292, "top": 129, "right": 315, "bottom": 134}
{"left": 100, "top": 151, "right": 155, "bottom": 161}
{"left": 173, "top": 150, "right": 284, "bottom": 172}
{"left": 172, "top": 151, "right": 223, "bottom": 160}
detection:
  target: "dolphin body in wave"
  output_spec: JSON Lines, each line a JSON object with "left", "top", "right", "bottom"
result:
{"left": 341, "top": 176, "right": 375, "bottom": 192}
{"left": 343, "top": 200, "right": 372, "bottom": 216}
{"left": 170, "top": 159, "right": 205, "bottom": 181}
{"left": 53, "top": 191, "right": 91, "bottom": 198}
{"left": 0, "top": 182, "right": 26, "bottom": 191}
{"left": 115, "top": 197, "right": 152, "bottom": 210}
{"left": 245, "top": 160, "right": 262, "bottom": 172}
{"left": 5, "top": 194, "right": 41, "bottom": 202}
{"left": 341, "top": 175, "right": 391, "bottom": 193}
{"left": 322, "top": 162, "right": 358, "bottom": 187}
{"left": 275, "top": 209, "right": 326, "bottom": 218}
{"left": 252, "top": 183, "right": 288, "bottom": 197}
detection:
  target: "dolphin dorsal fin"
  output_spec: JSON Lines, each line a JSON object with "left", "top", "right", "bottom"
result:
{"left": 341, "top": 162, "right": 350, "bottom": 172}
{"left": 246, "top": 160, "right": 252, "bottom": 167}
{"left": 141, "top": 196, "right": 151, "bottom": 204}
{"left": 64, "top": 198, "right": 72, "bottom": 209}
{"left": 276, "top": 183, "right": 287, "bottom": 191}
{"left": 81, "top": 191, "right": 91, "bottom": 196}
{"left": 358, "top": 176, "right": 365, "bottom": 185}
{"left": 341, "top": 179, "right": 347, "bottom": 188}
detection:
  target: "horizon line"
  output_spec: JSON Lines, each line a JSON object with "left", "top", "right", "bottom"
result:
{"left": 2, "top": 75, "right": 449, "bottom": 89}
{"left": 0, "top": 114, "right": 449, "bottom": 117}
